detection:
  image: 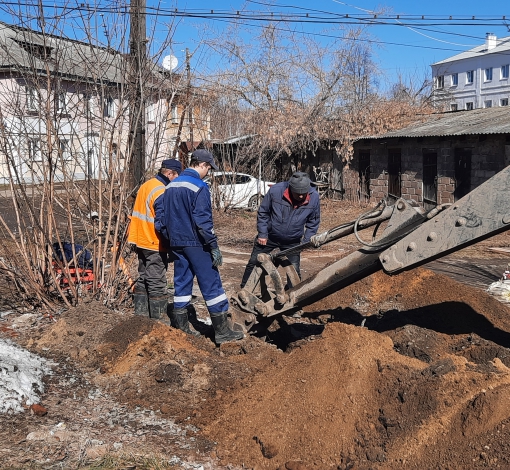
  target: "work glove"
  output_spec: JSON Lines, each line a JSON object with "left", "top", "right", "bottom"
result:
{"left": 211, "top": 247, "right": 223, "bottom": 267}
{"left": 167, "top": 249, "right": 177, "bottom": 263}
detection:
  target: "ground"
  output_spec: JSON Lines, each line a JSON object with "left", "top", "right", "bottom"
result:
{"left": 2, "top": 200, "right": 510, "bottom": 469}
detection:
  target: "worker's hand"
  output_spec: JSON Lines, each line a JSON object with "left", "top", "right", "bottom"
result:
{"left": 167, "top": 250, "right": 177, "bottom": 263}
{"left": 257, "top": 238, "right": 268, "bottom": 246}
{"left": 211, "top": 247, "right": 223, "bottom": 267}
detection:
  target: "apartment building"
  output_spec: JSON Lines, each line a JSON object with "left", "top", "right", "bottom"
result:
{"left": 431, "top": 33, "right": 510, "bottom": 111}
{"left": 0, "top": 22, "right": 210, "bottom": 183}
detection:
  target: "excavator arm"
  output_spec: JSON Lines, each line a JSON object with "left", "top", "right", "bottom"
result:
{"left": 231, "top": 165, "right": 510, "bottom": 334}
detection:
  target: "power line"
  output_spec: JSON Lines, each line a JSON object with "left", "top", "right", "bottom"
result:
{"left": 0, "top": 3, "right": 509, "bottom": 25}
{"left": 2, "top": 3, "right": 510, "bottom": 56}
{"left": 180, "top": 14, "right": 510, "bottom": 56}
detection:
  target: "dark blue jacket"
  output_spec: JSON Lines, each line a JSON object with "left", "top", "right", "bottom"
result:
{"left": 153, "top": 172, "right": 170, "bottom": 236}
{"left": 257, "top": 181, "right": 320, "bottom": 244}
{"left": 161, "top": 168, "right": 218, "bottom": 249}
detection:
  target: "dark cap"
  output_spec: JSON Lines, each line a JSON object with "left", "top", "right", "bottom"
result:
{"left": 191, "top": 149, "right": 218, "bottom": 170}
{"left": 288, "top": 171, "right": 311, "bottom": 194}
{"left": 161, "top": 159, "right": 182, "bottom": 174}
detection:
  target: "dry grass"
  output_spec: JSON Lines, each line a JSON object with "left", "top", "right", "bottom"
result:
{"left": 213, "top": 199, "right": 374, "bottom": 251}
{"left": 81, "top": 453, "right": 180, "bottom": 469}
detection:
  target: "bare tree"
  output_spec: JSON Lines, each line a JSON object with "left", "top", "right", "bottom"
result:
{"left": 0, "top": 6, "right": 190, "bottom": 309}
{"left": 200, "top": 19, "right": 433, "bottom": 181}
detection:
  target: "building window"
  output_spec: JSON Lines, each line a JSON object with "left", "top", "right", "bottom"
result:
{"left": 484, "top": 100, "right": 492, "bottom": 108}
{"left": 466, "top": 70, "right": 474, "bottom": 84}
{"left": 484, "top": 68, "right": 493, "bottom": 81}
{"left": 103, "top": 96, "right": 115, "bottom": 118}
{"left": 56, "top": 91, "right": 68, "bottom": 114}
{"left": 171, "top": 104, "right": 179, "bottom": 124}
{"left": 466, "top": 102, "right": 474, "bottom": 110}
{"left": 147, "top": 102, "right": 155, "bottom": 123}
{"left": 59, "top": 138, "right": 71, "bottom": 161}
{"left": 435, "top": 75, "right": 444, "bottom": 89}
{"left": 187, "top": 107, "right": 194, "bottom": 124}
{"left": 501, "top": 98, "right": 509, "bottom": 106}
{"left": 82, "top": 93, "right": 94, "bottom": 118}
{"left": 28, "top": 138, "right": 42, "bottom": 162}
{"left": 26, "top": 86, "right": 39, "bottom": 111}
{"left": 450, "top": 103, "right": 458, "bottom": 111}
{"left": 451, "top": 73, "right": 458, "bottom": 86}
{"left": 502, "top": 65, "right": 509, "bottom": 79}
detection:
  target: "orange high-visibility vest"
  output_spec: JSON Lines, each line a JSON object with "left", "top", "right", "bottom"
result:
{"left": 128, "top": 177, "right": 167, "bottom": 252}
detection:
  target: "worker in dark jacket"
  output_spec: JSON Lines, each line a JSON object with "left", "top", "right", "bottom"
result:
{"left": 240, "top": 171, "right": 320, "bottom": 288}
{"left": 161, "top": 149, "right": 243, "bottom": 344}
{"left": 128, "top": 159, "right": 182, "bottom": 320}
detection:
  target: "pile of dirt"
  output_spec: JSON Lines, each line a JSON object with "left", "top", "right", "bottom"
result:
{"left": 201, "top": 322, "right": 510, "bottom": 469}
{"left": 194, "top": 269, "right": 510, "bottom": 469}
{"left": 5, "top": 266, "right": 510, "bottom": 469}
{"left": 28, "top": 303, "right": 281, "bottom": 422}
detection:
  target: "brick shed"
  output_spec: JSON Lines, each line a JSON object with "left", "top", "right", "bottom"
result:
{"left": 347, "top": 107, "right": 510, "bottom": 208}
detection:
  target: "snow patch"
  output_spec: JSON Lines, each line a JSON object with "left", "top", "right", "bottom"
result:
{"left": 487, "top": 280, "right": 510, "bottom": 303}
{"left": 0, "top": 338, "right": 52, "bottom": 413}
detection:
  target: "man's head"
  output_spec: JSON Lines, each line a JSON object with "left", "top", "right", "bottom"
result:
{"left": 288, "top": 171, "right": 311, "bottom": 201}
{"left": 160, "top": 159, "right": 182, "bottom": 181}
{"left": 189, "top": 149, "right": 218, "bottom": 179}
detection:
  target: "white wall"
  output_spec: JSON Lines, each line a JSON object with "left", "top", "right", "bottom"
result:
{"left": 432, "top": 51, "right": 510, "bottom": 110}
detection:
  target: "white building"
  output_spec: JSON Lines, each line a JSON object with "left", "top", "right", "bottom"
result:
{"left": 0, "top": 22, "right": 210, "bottom": 184}
{"left": 431, "top": 33, "right": 510, "bottom": 111}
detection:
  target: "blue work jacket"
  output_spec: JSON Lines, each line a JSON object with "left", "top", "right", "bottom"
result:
{"left": 152, "top": 172, "right": 170, "bottom": 235}
{"left": 162, "top": 168, "right": 218, "bottom": 249}
{"left": 257, "top": 181, "right": 321, "bottom": 244}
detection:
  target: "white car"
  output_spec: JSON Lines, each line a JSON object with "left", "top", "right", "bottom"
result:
{"left": 205, "top": 171, "right": 275, "bottom": 210}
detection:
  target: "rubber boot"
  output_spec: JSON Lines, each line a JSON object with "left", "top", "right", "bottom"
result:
{"left": 133, "top": 292, "right": 150, "bottom": 317}
{"left": 210, "top": 311, "right": 244, "bottom": 344}
{"left": 148, "top": 296, "right": 168, "bottom": 321}
{"left": 169, "top": 307, "right": 200, "bottom": 336}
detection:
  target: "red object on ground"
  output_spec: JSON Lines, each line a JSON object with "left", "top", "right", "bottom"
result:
{"left": 30, "top": 404, "right": 48, "bottom": 416}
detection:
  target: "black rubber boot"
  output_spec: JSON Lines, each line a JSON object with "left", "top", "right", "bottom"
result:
{"left": 210, "top": 311, "right": 244, "bottom": 344}
{"left": 133, "top": 292, "right": 150, "bottom": 317}
{"left": 169, "top": 307, "right": 200, "bottom": 336}
{"left": 148, "top": 296, "right": 168, "bottom": 320}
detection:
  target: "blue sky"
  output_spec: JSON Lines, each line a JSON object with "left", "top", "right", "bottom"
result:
{"left": 166, "top": 0, "right": 510, "bottom": 90}
{"left": 1, "top": 0, "right": 508, "bottom": 91}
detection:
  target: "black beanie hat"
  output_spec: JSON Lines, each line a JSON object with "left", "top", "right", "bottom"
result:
{"left": 288, "top": 171, "right": 311, "bottom": 193}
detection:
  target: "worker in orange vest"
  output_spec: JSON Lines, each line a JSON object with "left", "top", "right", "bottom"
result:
{"left": 128, "top": 159, "right": 182, "bottom": 320}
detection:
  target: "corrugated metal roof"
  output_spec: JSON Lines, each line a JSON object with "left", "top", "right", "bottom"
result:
{"left": 359, "top": 107, "right": 510, "bottom": 140}
{"left": 223, "top": 134, "right": 256, "bottom": 144}
{"left": 432, "top": 36, "right": 510, "bottom": 65}
{"left": 0, "top": 22, "right": 126, "bottom": 84}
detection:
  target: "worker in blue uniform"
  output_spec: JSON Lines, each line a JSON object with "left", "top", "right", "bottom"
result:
{"left": 161, "top": 149, "right": 244, "bottom": 344}
{"left": 240, "top": 171, "right": 321, "bottom": 288}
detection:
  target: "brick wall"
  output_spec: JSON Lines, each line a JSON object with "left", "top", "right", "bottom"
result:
{"left": 349, "top": 134, "right": 508, "bottom": 206}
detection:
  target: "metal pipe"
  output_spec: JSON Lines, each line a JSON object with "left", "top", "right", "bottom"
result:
{"left": 272, "top": 204, "right": 394, "bottom": 261}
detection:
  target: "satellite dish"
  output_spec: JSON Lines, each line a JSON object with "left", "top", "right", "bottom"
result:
{"left": 162, "top": 54, "right": 178, "bottom": 71}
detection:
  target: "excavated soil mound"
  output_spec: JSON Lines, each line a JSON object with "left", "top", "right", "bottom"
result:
{"left": 20, "top": 267, "right": 510, "bottom": 469}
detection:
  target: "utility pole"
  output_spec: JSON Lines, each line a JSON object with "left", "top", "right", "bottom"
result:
{"left": 186, "top": 48, "right": 194, "bottom": 152}
{"left": 172, "top": 48, "right": 192, "bottom": 160}
{"left": 128, "top": 0, "right": 146, "bottom": 192}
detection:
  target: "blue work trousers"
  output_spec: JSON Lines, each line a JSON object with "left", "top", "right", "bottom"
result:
{"left": 172, "top": 246, "right": 229, "bottom": 314}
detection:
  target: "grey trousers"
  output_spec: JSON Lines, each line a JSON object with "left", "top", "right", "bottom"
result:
{"left": 134, "top": 248, "right": 168, "bottom": 298}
